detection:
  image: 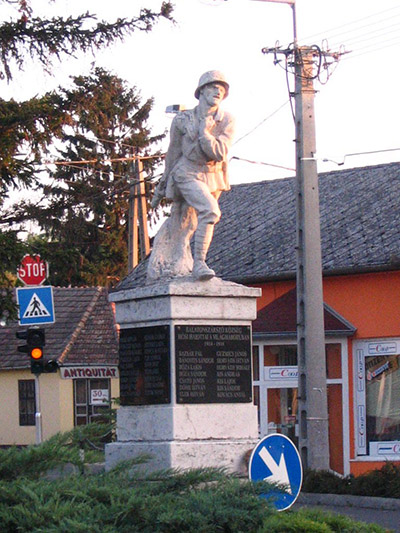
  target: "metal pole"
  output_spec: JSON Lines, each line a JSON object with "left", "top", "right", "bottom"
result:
{"left": 34, "top": 374, "right": 42, "bottom": 444}
{"left": 295, "top": 46, "right": 330, "bottom": 470}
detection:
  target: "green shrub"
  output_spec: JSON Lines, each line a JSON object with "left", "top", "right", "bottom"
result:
{"left": 0, "top": 428, "right": 392, "bottom": 532}
{"left": 0, "top": 466, "right": 274, "bottom": 532}
{"left": 0, "top": 422, "right": 112, "bottom": 481}
{"left": 302, "top": 469, "right": 348, "bottom": 495}
{"left": 268, "top": 508, "right": 387, "bottom": 533}
{"left": 303, "top": 462, "right": 400, "bottom": 499}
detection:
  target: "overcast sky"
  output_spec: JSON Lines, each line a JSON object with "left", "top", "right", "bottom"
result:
{"left": 4, "top": 0, "right": 400, "bottom": 185}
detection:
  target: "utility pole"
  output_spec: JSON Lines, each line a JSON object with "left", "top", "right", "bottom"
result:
{"left": 128, "top": 155, "right": 150, "bottom": 272}
{"left": 294, "top": 46, "right": 329, "bottom": 470}
{"left": 261, "top": 0, "right": 342, "bottom": 468}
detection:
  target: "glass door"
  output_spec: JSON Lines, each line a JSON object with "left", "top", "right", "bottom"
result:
{"left": 267, "top": 387, "right": 299, "bottom": 447}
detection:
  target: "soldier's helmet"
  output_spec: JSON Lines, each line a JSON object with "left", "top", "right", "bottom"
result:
{"left": 194, "top": 70, "right": 229, "bottom": 100}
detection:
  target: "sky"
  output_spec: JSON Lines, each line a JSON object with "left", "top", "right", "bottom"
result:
{"left": 3, "top": 0, "right": 400, "bottom": 186}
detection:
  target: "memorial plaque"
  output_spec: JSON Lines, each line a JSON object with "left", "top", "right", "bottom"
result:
{"left": 119, "top": 326, "right": 170, "bottom": 405}
{"left": 175, "top": 325, "right": 252, "bottom": 404}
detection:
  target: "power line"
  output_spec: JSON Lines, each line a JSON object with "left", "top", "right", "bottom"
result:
{"left": 298, "top": 5, "right": 400, "bottom": 45}
{"left": 340, "top": 35, "right": 400, "bottom": 61}
{"left": 230, "top": 156, "right": 295, "bottom": 172}
{"left": 321, "top": 147, "right": 400, "bottom": 166}
{"left": 329, "top": 20, "right": 400, "bottom": 49}
{"left": 233, "top": 100, "right": 290, "bottom": 146}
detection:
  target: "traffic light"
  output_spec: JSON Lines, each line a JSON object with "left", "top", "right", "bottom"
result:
{"left": 16, "top": 328, "right": 58, "bottom": 374}
{"left": 29, "top": 328, "right": 44, "bottom": 374}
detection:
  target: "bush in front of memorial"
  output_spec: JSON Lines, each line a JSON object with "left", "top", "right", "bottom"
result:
{"left": 0, "top": 428, "right": 388, "bottom": 533}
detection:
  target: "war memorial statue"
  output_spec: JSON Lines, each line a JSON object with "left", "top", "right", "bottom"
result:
{"left": 148, "top": 70, "right": 235, "bottom": 281}
{"left": 106, "top": 73, "right": 261, "bottom": 474}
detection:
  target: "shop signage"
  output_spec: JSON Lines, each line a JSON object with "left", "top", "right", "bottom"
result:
{"left": 91, "top": 389, "right": 110, "bottom": 405}
{"left": 370, "top": 441, "right": 400, "bottom": 456}
{"left": 367, "top": 342, "right": 398, "bottom": 355}
{"left": 266, "top": 366, "right": 298, "bottom": 381}
{"left": 60, "top": 366, "right": 119, "bottom": 379}
{"left": 249, "top": 433, "right": 303, "bottom": 511}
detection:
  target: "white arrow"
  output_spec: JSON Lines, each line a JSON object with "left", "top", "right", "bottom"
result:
{"left": 259, "top": 446, "right": 292, "bottom": 494}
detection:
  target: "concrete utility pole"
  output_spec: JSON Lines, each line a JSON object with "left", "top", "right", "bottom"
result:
{"left": 260, "top": 0, "right": 339, "bottom": 470}
{"left": 128, "top": 156, "right": 150, "bottom": 272}
{"left": 294, "top": 46, "right": 330, "bottom": 470}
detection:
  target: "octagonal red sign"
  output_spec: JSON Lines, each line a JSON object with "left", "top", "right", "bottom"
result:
{"left": 17, "top": 255, "right": 49, "bottom": 286}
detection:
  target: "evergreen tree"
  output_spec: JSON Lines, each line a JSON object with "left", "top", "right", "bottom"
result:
{"left": 20, "top": 68, "right": 164, "bottom": 287}
{"left": 0, "top": 0, "right": 173, "bottom": 318}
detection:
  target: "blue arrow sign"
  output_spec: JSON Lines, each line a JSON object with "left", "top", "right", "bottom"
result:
{"left": 17, "top": 286, "right": 55, "bottom": 326}
{"left": 249, "top": 433, "right": 303, "bottom": 511}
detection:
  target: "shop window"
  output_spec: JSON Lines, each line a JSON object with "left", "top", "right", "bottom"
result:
{"left": 366, "top": 353, "right": 400, "bottom": 444}
{"left": 264, "top": 345, "right": 297, "bottom": 366}
{"left": 73, "top": 379, "right": 111, "bottom": 426}
{"left": 326, "top": 344, "right": 342, "bottom": 379}
{"left": 18, "top": 380, "right": 35, "bottom": 426}
{"left": 252, "top": 345, "right": 260, "bottom": 380}
{"left": 267, "top": 387, "right": 298, "bottom": 447}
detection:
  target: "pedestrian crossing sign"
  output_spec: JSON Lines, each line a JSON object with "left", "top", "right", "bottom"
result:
{"left": 17, "top": 286, "right": 55, "bottom": 325}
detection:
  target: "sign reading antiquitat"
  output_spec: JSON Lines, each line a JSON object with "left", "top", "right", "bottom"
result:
{"left": 60, "top": 366, "right": 119, "bottom": 379}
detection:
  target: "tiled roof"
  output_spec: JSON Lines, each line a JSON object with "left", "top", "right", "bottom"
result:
{"left": 0, "top": 287, "right": 119, "bottom": 370}
{"left": 252, "top": 288, "right": 356, "bottom": 337}
{"left": 116, "top": 161, "right": 400, "bottom": 291}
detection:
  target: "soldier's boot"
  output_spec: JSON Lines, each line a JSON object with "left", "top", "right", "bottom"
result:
{"left": 193, "top": 223, "right": 215, "bottom": 280}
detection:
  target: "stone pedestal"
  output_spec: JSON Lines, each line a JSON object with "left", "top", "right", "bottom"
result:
{"left": 105, "top": 277, "right": 261, "bottom": 473}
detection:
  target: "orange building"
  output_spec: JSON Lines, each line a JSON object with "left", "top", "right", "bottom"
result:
{"left": 118, "top": 161, "right": 400, "bottom": 476}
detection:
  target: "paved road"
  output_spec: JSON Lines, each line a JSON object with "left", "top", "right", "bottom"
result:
{"left": 293, "top": 493, "right": 400, "bottom": 532}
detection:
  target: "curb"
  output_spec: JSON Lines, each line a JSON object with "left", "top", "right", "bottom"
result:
{"left": 298, "top": 492, "right": 400, "bottom": 511}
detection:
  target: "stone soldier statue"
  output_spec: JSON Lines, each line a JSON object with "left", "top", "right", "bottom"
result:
{"left": 148, "top": 70, "right": 235, "bottom": 281}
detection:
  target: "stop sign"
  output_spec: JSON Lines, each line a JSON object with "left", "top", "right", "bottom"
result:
{"left": 17, "top": 255, "right": 49, "bottom": 286}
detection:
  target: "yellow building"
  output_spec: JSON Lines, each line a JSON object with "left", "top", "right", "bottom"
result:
{"left": 0, "top": 287, "right": 119, "bottom": 446}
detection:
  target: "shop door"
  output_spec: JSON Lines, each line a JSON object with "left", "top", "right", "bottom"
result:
{"left": 74, "top": 378, "right": 110, "bottom": 426}
{"left": 254, "top": 342, "right": 347, "bottom": 474}
{"left": 267, "top": 387, "right": 298, "bottom": 448}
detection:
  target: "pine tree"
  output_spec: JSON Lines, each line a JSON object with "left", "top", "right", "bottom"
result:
{"left": 21, "top": 68, "right": 164, "bottom": 287}
{"left": 0, "top": 0, "right": 173, "bottom": 318}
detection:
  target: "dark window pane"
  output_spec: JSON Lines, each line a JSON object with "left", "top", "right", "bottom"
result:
{"left": 18, "top": 380, "right": 35, "bottom": 426}
{"left": 252, "top": 346, "right": 260, "bottom": 381}
{"left": 75, "top": 380, "right": 87, "bottom": 404}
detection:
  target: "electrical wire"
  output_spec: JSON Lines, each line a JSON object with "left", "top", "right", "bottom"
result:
{"left": 233, "top": 100, "right": 290, "bottom": 146}
{"left": 322, "top": 147, "right": 400, "bottom": 166}
{"left": 329, "top": 21, "right": 400, "bottom": 50}
{"left": 298, "top": 5, "right": 400, "bottom": 46}
{"left": 230, "top": 156, "right": 295, "bottom": 172}
{"left": 340, "top": 35, "right": 400, "bottom": 61}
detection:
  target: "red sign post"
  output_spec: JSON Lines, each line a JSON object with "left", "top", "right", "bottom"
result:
{"left": 17, "top": 255, "right": 49, "bottom": 286}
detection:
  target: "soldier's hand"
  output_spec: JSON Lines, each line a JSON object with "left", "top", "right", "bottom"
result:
{"left": 199, "top": 116, "right": 216, "bottom": 135}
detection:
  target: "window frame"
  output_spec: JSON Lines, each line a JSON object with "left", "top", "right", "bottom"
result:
{"left": 18, "top": 379, "right": 36, "bottom": 426}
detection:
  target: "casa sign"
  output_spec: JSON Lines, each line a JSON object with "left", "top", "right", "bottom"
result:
{"left": 17, "top": 255, "right": 49, "bottom": 286}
